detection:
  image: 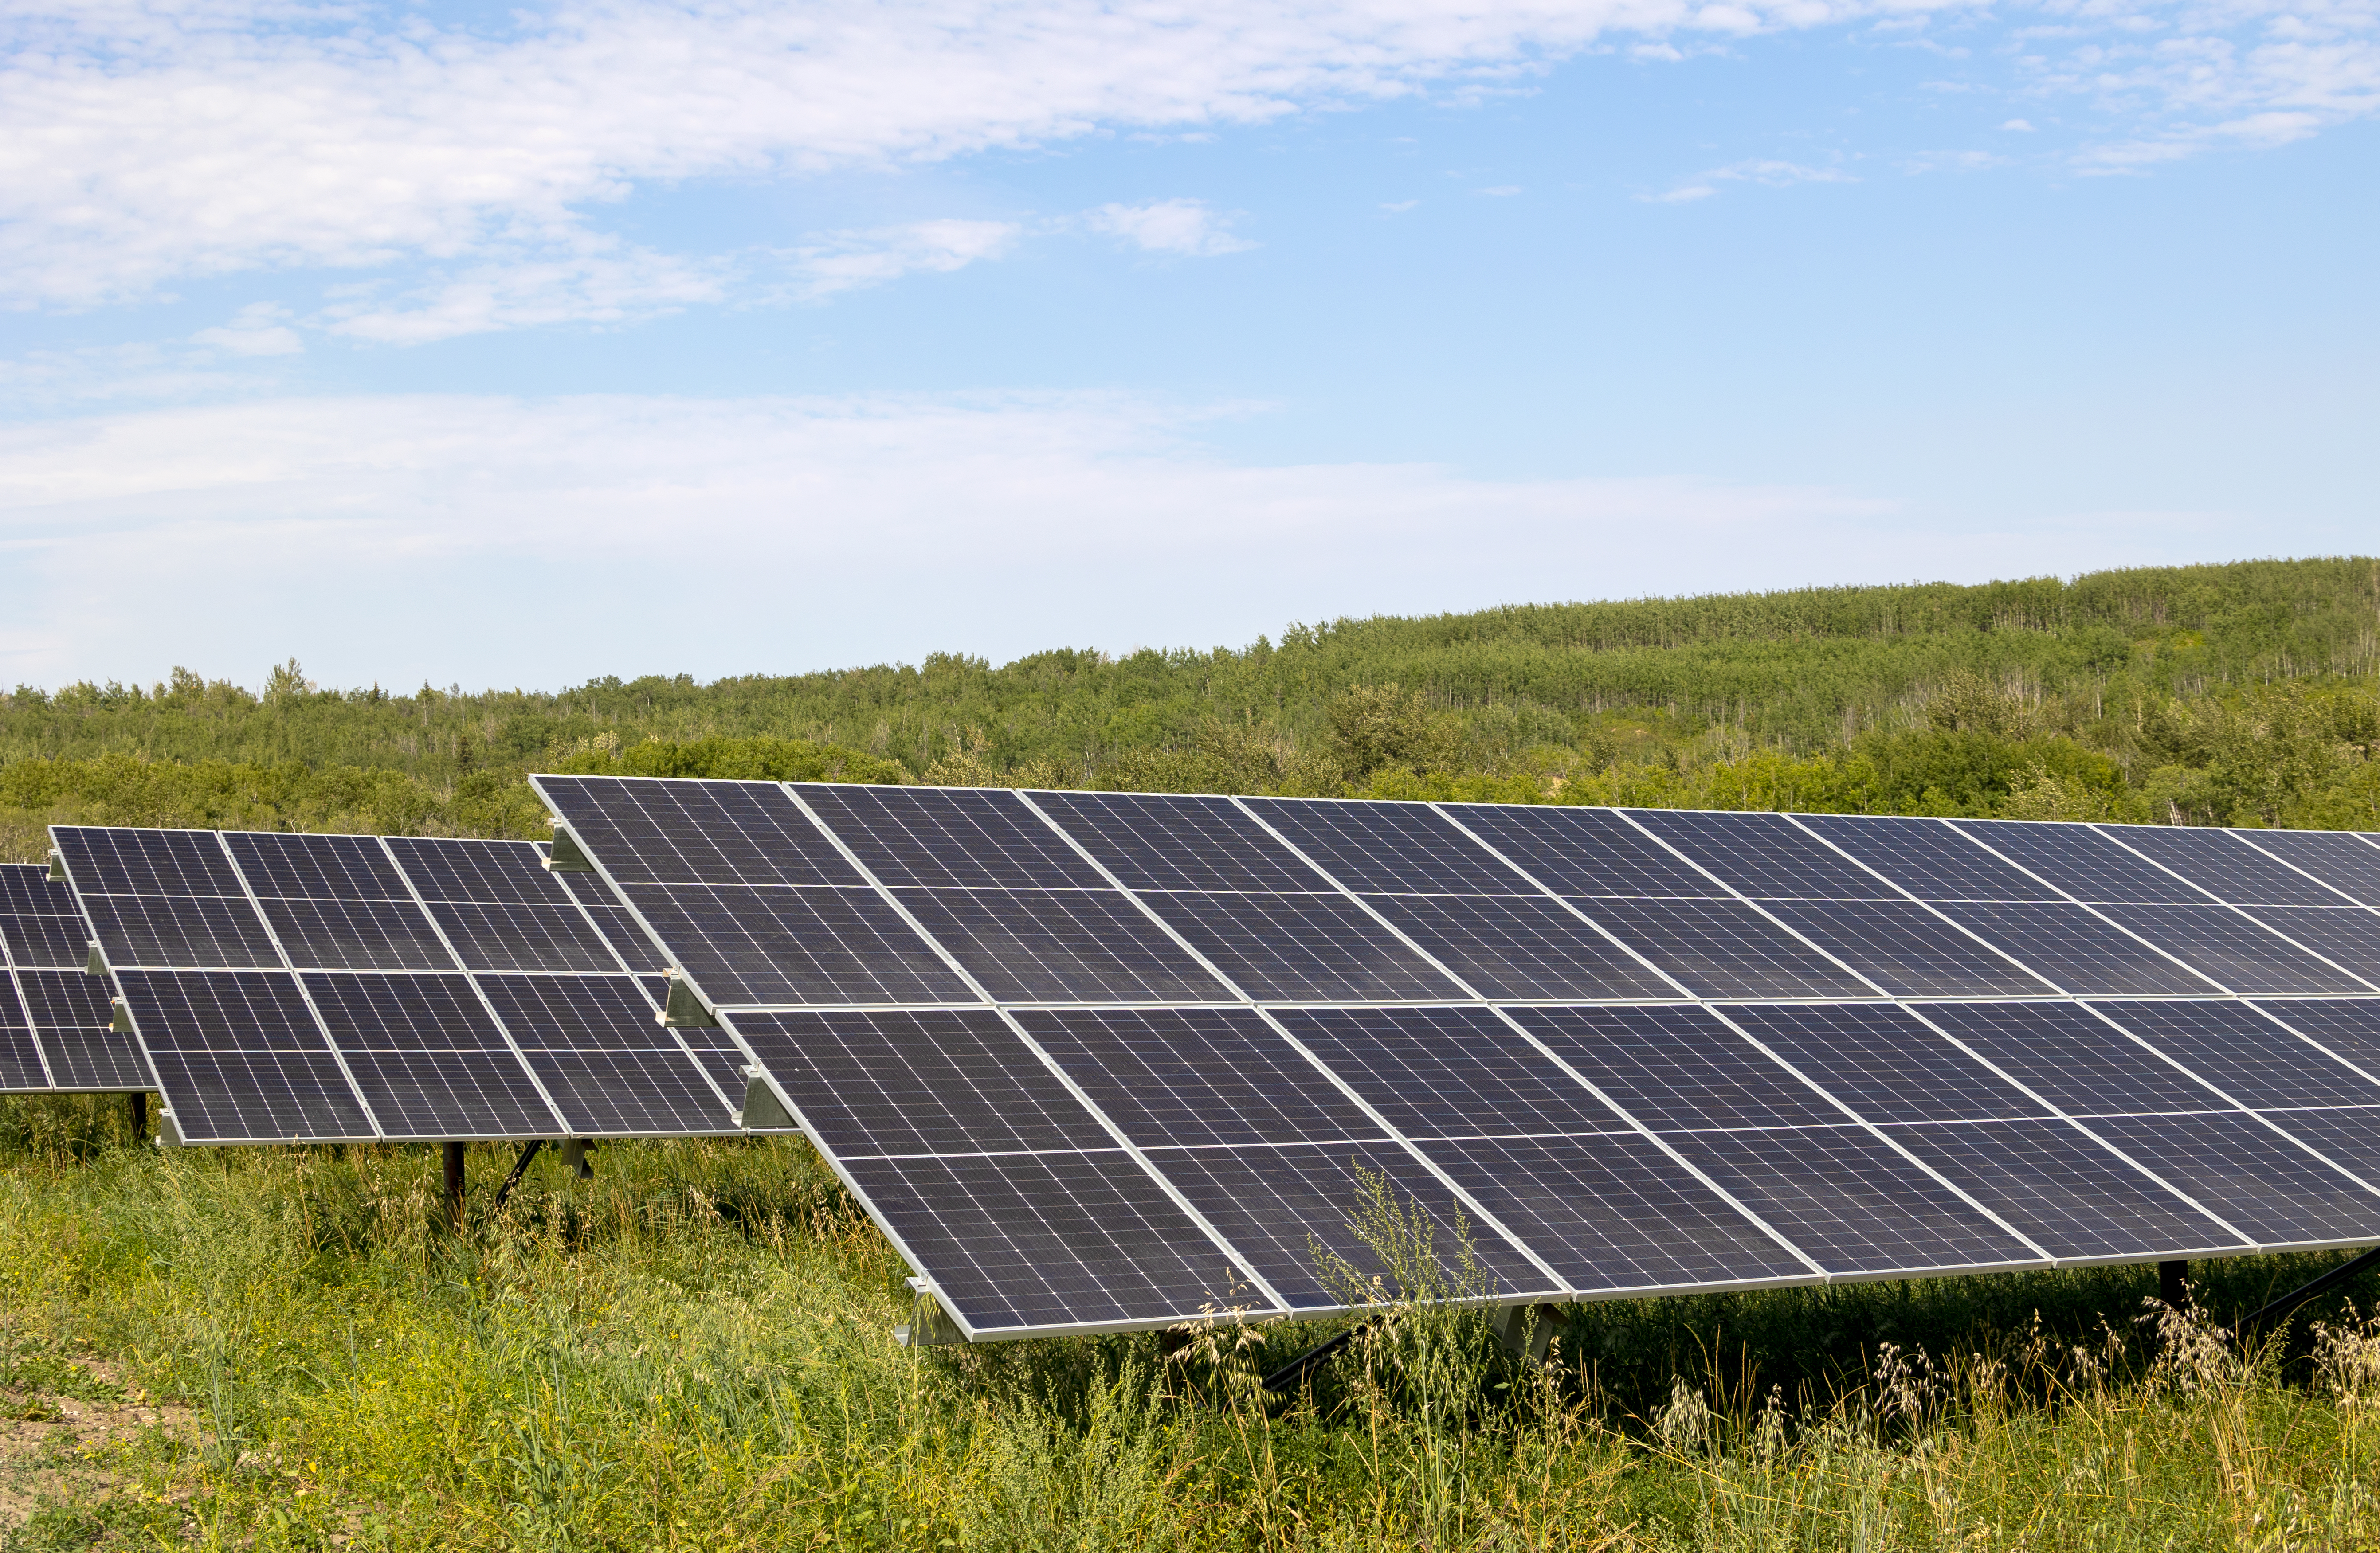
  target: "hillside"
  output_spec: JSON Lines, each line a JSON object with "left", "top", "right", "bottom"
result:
{"left": 2, "top": 555, "right": 2376, "bottom": 857}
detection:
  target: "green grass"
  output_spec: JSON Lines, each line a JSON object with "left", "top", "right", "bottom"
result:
{"left": 5, "top": 1098, "right": 2380, "bottom": 1550}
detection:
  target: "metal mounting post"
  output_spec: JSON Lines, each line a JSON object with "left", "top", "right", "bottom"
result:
{"left": 2236, "top": 1245, "right": 2380, "bottom": 1342}
{"left": 86, "top": 942, "right": 106, "bottom": 976}
{"left": 1494, "top": 1302, "right": 1570, "bottom": 1364}
{"left": 492, "top": 1139, "right": 545, "bottom": 1210}
{"left": 47, "top": 851, "right": 65, "bottom": 884}
{"left": 659, "top": 971, "right": 718, "bottom": 1028}
{"left": 561, "top": 1138, "right": 593, "bottom": 1180}
{"left": 894, "top": 1279, "right": 963, "bottom": 1346}
{"left": 442, "top": 1142, "right": 466, "bottom": 1226}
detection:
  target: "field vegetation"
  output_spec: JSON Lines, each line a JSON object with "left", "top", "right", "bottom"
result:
{"left": 7, "top": 555, "right": 2380, "bottom": 1547}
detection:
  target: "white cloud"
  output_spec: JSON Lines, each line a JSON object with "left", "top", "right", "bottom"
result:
{"left": 191, "top": 303, "right": 304, "bottom": 357}
{"left": 0, "top": 0, "right": 1983, "bottom": 309}
{"left": 2002, "top": 117, "right": 2038, "bottom": 129}
{"left": 1477, "top": 184, "right": 1524, "bottom": 195}
{"left": 0, "top": 390, "right": 2284, "bottom": 691}
{"left": 1085, "top": 200, "right": 1256, "bottom": 257}
{"left": 1643, "top": 157, "right": 1857, "bottom": 199}
{"left": 782, "top": 219, "right": 1024, "bottom": 299}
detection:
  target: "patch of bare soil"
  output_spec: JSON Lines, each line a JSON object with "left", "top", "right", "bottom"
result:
{"left": 0, "top": 1354, "right": 195, "bottom": 1543}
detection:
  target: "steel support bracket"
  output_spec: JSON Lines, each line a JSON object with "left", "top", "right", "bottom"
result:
{"left": 110, "top": 997, "right": 133, "bottom": 1033}
{"left": 1494, "top": 1302, "right": 1570, "bottom": 1365}
{"left": 737, "top": 1073, "right": 798, "bottom": 1131}
{"left": 896, "top": 1282, "right": 964, "bottom": 1347}
{"left": 86, "top": 941, "right": 107, "bottom": 977}
{"left": 544, "top": 823, "right": 596, "bottom": 872}
{"left": 561, "top": 1137, "right": 594, "bottom": 1180}
{"left": 657, "top": 971, "right": 718, "bottom": 1029}
{"left": 154, "top": 1109, "right": 183, "bottom": 1149}
{"left": 47, "top": 851, "right": 65, "bottom": 884}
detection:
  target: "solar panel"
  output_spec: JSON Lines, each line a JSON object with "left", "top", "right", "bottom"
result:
{"left": 2232, "top": 830, "right": 2380, "bottom": 907}
{"left": 2104, "top": 825, "right": 2359, "bottom": 906}
{"left": 53, "top": 827, "right": 741, "bottom": 1144}
{"left": 0, "top": 863, "right": 149, "bottom": 1092}
{"left": 508, "top": 777, "right": 2380, "bottom": 1338}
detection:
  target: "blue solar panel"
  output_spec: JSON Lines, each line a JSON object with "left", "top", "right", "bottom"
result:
{"left": 1019, "top": 1006, "right": 1383, "bottom": 1147}
{"left": 1127, "top": 890, "right": 1465, "bottom": 1001}
{"left": 2092, "top": 904, "right": 2371, "bottom": 994}
{"left": 536, "top": 776, "right": 863, "bottom": 888}
{"left": 2233, "top": 830, "right": 2380, "bottom": 908}
{"left": 1915, "top": 1001, "right": 2231, "bottom": 1117}
{"left": 1886, "top": 1120, "right": 2247, "bottom": 1261}
{"left": 1438, "top": 802, "right": 1725, "bottom": 897}
{"left": 1363, "top": 894, "right": 1682, "bottom": 1000}
{"left": 2076, "top": 1112, "right": 2380, "bottom": 1248}
{"left": 892, "top": 888, "right": 1231, "bottom": 1003}
{"left": 2087, "top": 999, "right": 2380, "bottom": 1109}
{"left": 1031, "top": 791, "right": 1328, "bottom": 892}
{"left": 2234, "top": 908, "right": 2380, "bottom": 983}
{"left": 1928, "top": 901, "right": 2226, "bottom": 995}
{"left": 1273, "top": 1005, "right": 1636, "bottom": 1140}
{"left": 1758, "top": 900, "right": 2059, "bottom": 997}
{"left": 1720, "top": 1002, "right": 2050, "bottom": 1123}
{"left": 1627, "top": 810, "right": 1899, "bottom": 900}
{"left": 0, "top": 865, "right": 149, "bottom": 1094}
{"left": 2105, "top": 825, "right": 2355, "bottom": 907}
{"left": 1243, "top": 798, "right": 1530, "bottom": 895}
{"left": 1510, "top": 1003, "right": 1849, "bottom": 1131}
{"left": 796, "top": 784, "right": 1109, "bottom": 889}
{"left": 1563, "top": 897, "right": 1879, "bottom": 999}
{"left": 618, "top": 882, "right": 970, "bottom": 1006}
{"left": 1949, "top": 819, "right": 2204, "bottom": 904}
{"left": 1791, "top": 814, "right": 2061, "bottom": 902}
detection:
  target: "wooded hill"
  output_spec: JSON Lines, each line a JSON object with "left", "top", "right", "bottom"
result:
{"left": 3, "top": 555, "right": 2376, "bottom": 859}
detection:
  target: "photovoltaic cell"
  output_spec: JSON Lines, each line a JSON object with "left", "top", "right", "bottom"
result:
{"left": 841, "top": 1150, "right": 1251, "bottom": 1334}
{"left": 60, "top": 827, "right": 247, "bottom": 897}
{"left": 1627, "top": 810, "right": 1898, "bottom": 900}
{"left": 224, "top": 831, "right": 412, "bottom": 901}
{"left": 555, "top": 869, "right": 670, "bottom": 974}
{"left": 2092, "top": 904, "right": 2371, "bottom": 994}
{"left": 1949, "top": 819, "right": 2204, "bottom": 904}
{"left": 1415, "top": 1133, "right": 1811, "bottom": 1291}
{"left": 1364, "top": 894, "right": 1680, "bottom": 1000}
{"left": 795, "top": 784, "right": 1108, "bottom": 889}
{"left": 17, "top": 971, "right": 147, "bottom": 1090}
{"left": 619, "top": 883, "right": 970, "bottom": 1006}
{"left": 1758, "top": 900, "right": 2058, "bottom": 997}
{"left": 2078, "top": 1111, "right": 2380, "bottom": 1247}
{"left": 1719, "top": 1002, "right": 2050, "bottom": 1123}
{"left": 476, "top": 975, "right": 732, "bottom": 1136}
{"left": 259, "top": 897, "right": 456, "bottom": 971}
{"left": 733, "top": 1008, "right": 1105, "bottom": 1156}
{"left": 0, "top": 862, "right": 149, "bottom": 1091}
{"left": 1128, "top": 891, "right": 1464, "bottom": 1001}
{"left": 1666, "top": 1125, "right": 2042, "bottom": 1275}
{"left": 384, "top": 837, "right": 560, "bottom": 904}
{"left": 2234, "top": 831, "right": 2380, "bottom": 908}
{"left": 2250, "top": 1107, "right": 2380, "bottom": 1193}
{"left": 892, "top": 888, "right": 1231, "bottom": 1003}
{"left": 1440, "top": 803, "right": 1724, "bottom": 897}
{"left": 1510, "top": 1003, "right": 1848, "bottom": 1131}
{"left": 2085, "top": 1000, "right": 2380, "bottom": 1109}
{"left": 1, "top": 911, "right": 88, "bottom": 970}
{"left": 80, "top": 892, "right": 281, "bottom": 970}
{"left": 1272, "top": 1005, "right": 1635, "bottom": 1140}
{"left": 1018, "top": 1006, "right": 1382, "bottom": 1148}
{"left": 2102, "top": 825, "right": 2352, "bottom": 906}
{"left": 1791, "top": 814, "right": 2061, "bottom": 902}
{"left": 1915, "top": 1001, "right": 2230, "bottom": 1117}
{"left": 1564, "top": 897, "right": 1878, "bottom": 999}
{"left": 1143, "top": 1141, "right": 1558, "bottom": 1310}
{"left": 2251, "top": 999, "right": 2380, "bottom": 1077}
{"left": 2235, "top": 908, "right": 2380, "bottom": 983}
{"left": 118, "top": 969, "right": 372, "bottom": 1141}
{"left": 1243, "top": 798, "right": 1529, "bottom": 894}
{"left": 537, "top": 775, "right": 863, "bottom": 887}
{"left": 1928, "top": 901, "right": 2224, "bottom": 995}
{"left": 1032, "top": 791, "right": 1327, "bottom": 892}
{"left": 424, "top": 900, "right": 623, "bottom": 973}
{"left": 300, "top": 971, "right": 558, "bottom": 1139}
{"left": 1886, "top": 1120, "right": 2246, "bottom": 1261}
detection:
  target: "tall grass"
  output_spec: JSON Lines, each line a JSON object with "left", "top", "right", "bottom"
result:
{"left": 4, "top": 1099, "right": 2380, "bottom": 1550}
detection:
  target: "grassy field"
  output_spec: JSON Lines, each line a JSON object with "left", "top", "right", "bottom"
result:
{"left": 4, "top": 1099, "right": 2380, "bottom": 1550}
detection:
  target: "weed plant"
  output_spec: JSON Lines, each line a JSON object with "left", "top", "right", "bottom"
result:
{"left": 5, "top": 1097, "right": 2380, "bottom": 1549}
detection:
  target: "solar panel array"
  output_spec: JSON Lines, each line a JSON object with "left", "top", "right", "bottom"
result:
{"left": 49, "top": 828, "right": 745, "bottom": 1145}
{"left": 531, "top": 776, "right": 2380, "bottom": 1341}
{"left": 0, "top": 863, "right": 149, "bottom": 1092}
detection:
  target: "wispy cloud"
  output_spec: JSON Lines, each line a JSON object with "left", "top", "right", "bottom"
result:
{"left": 192, "top": 304, "right": 305, "bottom": 357}
{"left": 783, "top": 220, "right": 1024, "bottom": 298}
{"left": 1642, "top": 157, "right": 1859, "bottom": 201}
{"left": 1084, "top": 200, "right": 1256, "bottom": 256}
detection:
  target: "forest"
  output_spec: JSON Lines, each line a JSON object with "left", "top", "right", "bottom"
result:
{"left": 2, "top": 555, "right": 2376, "bottom": 864}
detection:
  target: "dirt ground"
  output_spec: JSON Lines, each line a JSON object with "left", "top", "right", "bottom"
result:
{"left": 0, "top": 1353, "right": 194, "bottom": 1548}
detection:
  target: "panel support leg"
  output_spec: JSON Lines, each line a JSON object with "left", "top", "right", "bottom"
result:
{"left": 491, "top": 1140, "right": 545, "bottom": 1211}
{"left": 1494, "top": 1302, "right": 1570, "bottom": 1365}
{"left": 442, "top": 1142, "right": 466, "bottom": 1227}
{"left": 2237, "top": 1244, "right": 2380, "bottom": 1342}
{"left": 127, "top": 1092, "right": 146, "bottom": 1143}
{"left": 2160, "top": 1260, "right": 2190, "bottom": 1313}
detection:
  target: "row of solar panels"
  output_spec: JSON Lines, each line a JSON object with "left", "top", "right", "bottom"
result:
{"left": 525, "top": 779, "right": 2380, "bottom": 1337}
{"left": 25, "top": 781, "right": 2380, "bottom": 1340}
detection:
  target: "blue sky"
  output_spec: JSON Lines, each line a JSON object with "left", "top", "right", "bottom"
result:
{"left": 2, "top": 0, "right": 2373, "bottom": 692}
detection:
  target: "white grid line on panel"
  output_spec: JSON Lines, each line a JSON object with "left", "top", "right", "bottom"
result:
{"left": 1941, "top": 821, "right": 2238, "bottom": 994}
{"left": 777, "top": 781, "right": 1297, "bottom": 1318}
{"left": 2085, "top": 826, "right": 2380, "bottom": 991}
